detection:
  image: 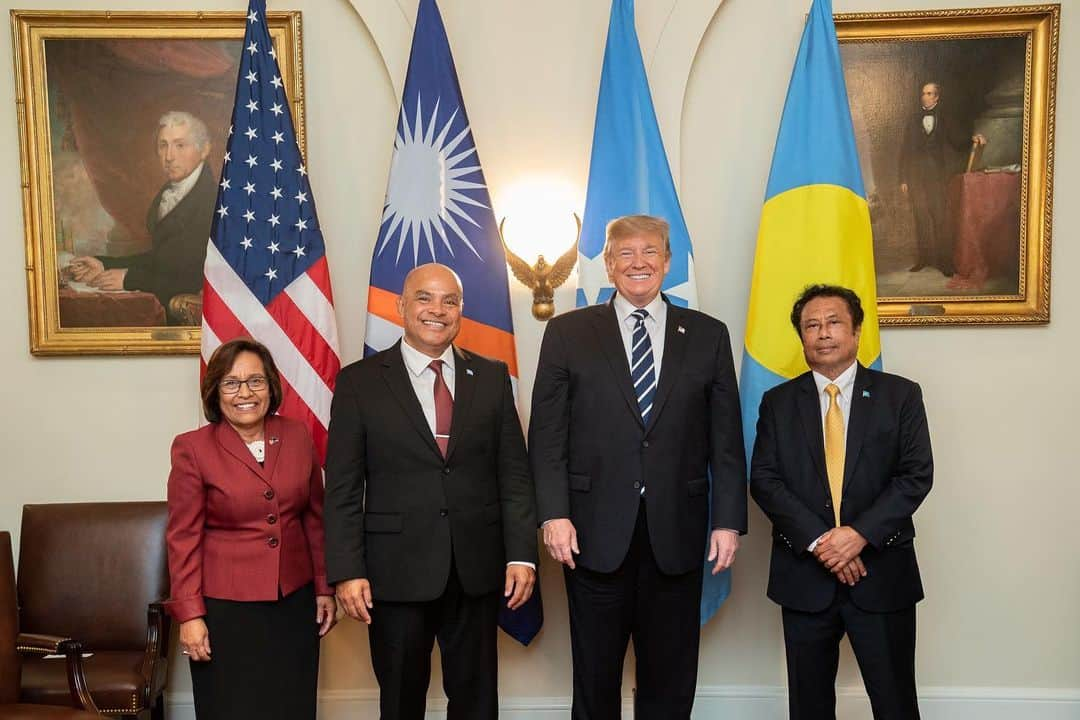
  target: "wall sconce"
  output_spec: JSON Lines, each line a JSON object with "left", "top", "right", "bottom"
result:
{"left": 500, "top": 214, "right": 580, "bottom": 321}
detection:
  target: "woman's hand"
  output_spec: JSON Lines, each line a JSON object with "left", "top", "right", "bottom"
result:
{"left": 316, "top": 595, "right": 338, "bottom": 637}
{"left": 179, "top": 618, "right": 211, "bottom": 662}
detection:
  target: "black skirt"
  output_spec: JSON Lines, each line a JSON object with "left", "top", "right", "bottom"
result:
{"left": 190, "top": 583, "right": 319, "bottom": 720}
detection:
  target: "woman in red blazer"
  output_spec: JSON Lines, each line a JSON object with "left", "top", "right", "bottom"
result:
{"left": 164, "top": 338, "right": 336, "bottom": 720}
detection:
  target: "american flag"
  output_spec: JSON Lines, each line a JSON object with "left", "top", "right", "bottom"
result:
{"left": 201, "top": 0, "right": 340, "bottom": 462}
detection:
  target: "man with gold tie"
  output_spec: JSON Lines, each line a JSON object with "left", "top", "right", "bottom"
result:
{"left": 750, "top": 284, "right": 934, "bottom": 720}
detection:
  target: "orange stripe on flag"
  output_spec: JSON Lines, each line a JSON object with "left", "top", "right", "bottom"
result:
{"left": 366, "top": 286, "right": 518, "bottom": 377}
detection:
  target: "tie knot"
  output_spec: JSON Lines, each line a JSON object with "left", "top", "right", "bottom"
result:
{"left": 825, "top": 383, "right": 840, "bottom": 399}
{"left": 428, "top": 359, "right": 444, "bottom": 373}
{"left": 631, "top": 308, "right": 650, "bottom": 323}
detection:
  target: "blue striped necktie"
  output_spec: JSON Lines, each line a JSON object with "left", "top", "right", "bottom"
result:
{"left": 630, "top": 309, "right": 657, "bottom": 425}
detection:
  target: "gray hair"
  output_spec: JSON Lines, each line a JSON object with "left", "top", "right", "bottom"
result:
{"left": 157, "top": 111, "right": 210, "bottom": 150}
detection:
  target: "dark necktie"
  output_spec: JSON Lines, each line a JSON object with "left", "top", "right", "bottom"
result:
{"left": 630, "top": 309, "right": 657, "bottom": 425}
{"left": 429, "top": 359, "right": 453, "bottom": 457}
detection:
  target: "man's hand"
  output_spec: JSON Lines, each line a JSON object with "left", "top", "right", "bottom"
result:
{"left": 504, "top": 565, "right": 536, "bottom": 610}
{"left": 707, "top": 529, "right": 739, "bottom": 575}
{"left": 88, "top": 268, "right": 127, "bottom": 291}
{"left": 833, "top": 555, "right": 868, "bottom": 586}
{"left": 813, "top": 526, "right": 868, "bottom": 571}
{"left": 543, "top": 518, "right": 580, "bottom": 569}
{"left": 900, "top": 183, "right": 909, "bottom": 195}
{"left": 178, "top": 618, "right": 211, "bottom": 662}
{"left": 67, "top": 256, "right": 104, "bottom": 282}
{"left": 336, "top": 578, "right": 373, "bottom": 625}
{"left": 316, "top": 595, "right": 338, "bottom": 636}
{"left": 972, "top": 133, "right": 988, "bottom": 146}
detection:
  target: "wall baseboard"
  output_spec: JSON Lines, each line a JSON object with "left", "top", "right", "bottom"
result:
{"left": 165, "top": 685, "right": 1080, "bottom": 719}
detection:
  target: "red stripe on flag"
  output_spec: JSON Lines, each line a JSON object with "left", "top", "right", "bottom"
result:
{"left": 266, "top": 290, "right": 340, "bottom": 391}
{"left": 368, "top": 285, "right": 518, "bottom": 377}
{"left": 203, "top": 281, "right": 251, "bottom": 345}
{"left": 277, "top": 372, "right": 329, "bottom": 463}
{"left": 305, "top": 256, "right": 335, "bottom": 303}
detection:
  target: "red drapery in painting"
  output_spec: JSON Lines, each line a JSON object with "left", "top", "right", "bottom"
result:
{"left": 47, "top": 39, "right": 238, "bottom": 250}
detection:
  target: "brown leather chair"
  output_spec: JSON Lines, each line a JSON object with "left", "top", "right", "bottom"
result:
{"left": 16, "top": 504, "right": 170, "bottom": 720}
{"left": 0, "top": 530, "right": 102, "bottom": 719}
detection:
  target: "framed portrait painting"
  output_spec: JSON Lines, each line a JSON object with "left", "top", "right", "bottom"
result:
{"left": 12, "top": 10, "right": 307, "bottom": 355}
{"left": 836, "top": 5, "right": 1058, "bottom": 325}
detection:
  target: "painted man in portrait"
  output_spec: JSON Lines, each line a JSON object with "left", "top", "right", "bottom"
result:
{"left": 67, "top": 110, "right": 216, "bottom": 315}
{"left": 898, "top": 82, "right": 986, "bottom": 277}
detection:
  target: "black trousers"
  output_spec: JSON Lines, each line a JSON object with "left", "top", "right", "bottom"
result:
{"left": 565, "top": 501, "right": 703, "bottom": 720}
{"left": 368, "top": 560, "right": 499, "bottom": 720}
{"left": 190, "top": 583, "right": 319, "bottom": 720}
{"left": 782, "top": 587, "right": 919, "bottom": 720}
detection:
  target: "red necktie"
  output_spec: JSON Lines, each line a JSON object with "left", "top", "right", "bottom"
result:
{"left": 429, "top": 359, "right": 453, "bottom": 457}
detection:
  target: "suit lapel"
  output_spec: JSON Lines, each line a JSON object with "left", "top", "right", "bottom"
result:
{"left": 645, "top": 301, "right": 686, "bottom": 433}
{"left": 592, "top": 301, "right": 643, "bottom": 427}
{"left": 262, "top": 415, "right": 282, "bottom": 486}
{"left": 214, "top": 421, "right": 266, "bottom": 480}
{"left": 842, "top": 364, "right": 872, "bottom": 494}
{"left": 445, "top": 346, "right": 475, "bottom": 461}
{"left": 795, "top": 373, "right": 829, "bottom": 493}
{"left": 381, "top": 341, "right": 443, "bottom": 459}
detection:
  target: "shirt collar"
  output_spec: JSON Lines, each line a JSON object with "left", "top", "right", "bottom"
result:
{"left": 400, "top": 339, "right": 455, "bottom": 378}
{"left": 613, "top": 292, "right": 667, "bottom": 325}
{"left": 812, "top": 360, "right": 858, "bottom": 398}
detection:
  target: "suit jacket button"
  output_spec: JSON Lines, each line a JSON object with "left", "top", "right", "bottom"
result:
{"left": 443, "top": 467, "right": 451, "bottom": 475}
{"left": 266, "top": 514, "right": 277, "bottom": 525}
{"left": 641, "top": 440, "right": 649, "bottom": 448}
{"left": 264, "top": 489, "right": 275, "bottom": 500}
{"left": 267, "top": 536, "right": 279, "bottom": 548}
{"left": 440, "top": 509, "right": 448, "bottom": 517}
{"left": 825, "top": 501, "right": 832, "bottom": 509}
{"left": 633, "top": 482, "right": 641, "bottom": 489}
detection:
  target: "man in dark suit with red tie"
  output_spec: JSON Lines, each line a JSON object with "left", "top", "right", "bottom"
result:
{"left": 530, "top": 215, "right": 747, "bottom": 719}
{"left": 324, "top": 263, "right": 537, "bottom": 720}
{"left": 750, "top": 284, "right": 934, "bottom": 720}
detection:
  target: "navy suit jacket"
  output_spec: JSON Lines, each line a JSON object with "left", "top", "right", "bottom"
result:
{"left": 750, "top": 364, "right": 933, "bottom": 613}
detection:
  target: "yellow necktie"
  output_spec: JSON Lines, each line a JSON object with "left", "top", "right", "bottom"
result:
{"left": 824, "top": 384, "right": 844, "bottom": 527}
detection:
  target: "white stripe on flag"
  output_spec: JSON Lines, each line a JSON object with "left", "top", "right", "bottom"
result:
{"left": 201, "top": 319, "right": 223, "bottom": 362}
{"left": 284, "top": 272, "right": 341, "bottom": 357}
{"left": 365, "top": 312, "right": 404, "bottom": 352}
{"left": 204, "top": 243, "right": 334, "bottom": 427}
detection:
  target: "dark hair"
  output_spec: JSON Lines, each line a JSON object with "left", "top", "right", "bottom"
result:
{"left": 790, "top": 284, "right": 864, "bottom": 334}
{"left": 200, "top": 338, "right": 283, "bottom": 423}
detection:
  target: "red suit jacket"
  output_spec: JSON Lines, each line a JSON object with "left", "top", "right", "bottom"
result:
{"left": 165, "top": 415, "right": 333, "bottom": 623}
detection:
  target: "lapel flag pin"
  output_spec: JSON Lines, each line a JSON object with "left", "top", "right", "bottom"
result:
{"left": 269, "top": 436, "right": 279, "bottom": 445}
{"left": 862, "top": 390, "right": 871, "bottom": 398}
{"left": 466, "top": 368, "right": 474, "bottom": 376}
{"left": 677, "top": 325, "right": 686, "bottom": 334}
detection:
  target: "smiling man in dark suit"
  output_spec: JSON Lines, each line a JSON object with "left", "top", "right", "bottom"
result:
{"left": 323, "top": 263, "right": 537, "bottom": 720}
{"left": 530, "top": 214, "right": 746, "bottom": 719}
{"left": 750, "top": 284, "right": 934, "bottom": 720}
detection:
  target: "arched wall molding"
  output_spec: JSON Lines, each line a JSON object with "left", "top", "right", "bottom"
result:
{"left": 344, "top": 0, "right": 412, "bottom": 99}
{"left": 645, "top": 0, "right": 725, "bottom": 182}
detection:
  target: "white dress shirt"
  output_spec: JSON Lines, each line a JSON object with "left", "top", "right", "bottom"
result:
{"left": 399, "top": 339, "right": 533, "bottom": 570}
{"left": 157, "top": 162, "right": 205, "bottom": 220}
{"left": 808, "top": 360, "right": 858, "bottom": 551}
{"left": 612, "top": 292, "right": 667, "bottom": 378}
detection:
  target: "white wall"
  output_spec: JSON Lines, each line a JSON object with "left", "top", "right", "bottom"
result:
{"left": 1, "top": 0, "right": 1077, "bottom": 717}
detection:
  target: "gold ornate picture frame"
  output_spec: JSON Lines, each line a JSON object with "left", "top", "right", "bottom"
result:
{"left": 836, "top": 5, "right": 1058, "bottom": 325}
{"left": 12, "top": 10, "right": 306, "bottom": 355}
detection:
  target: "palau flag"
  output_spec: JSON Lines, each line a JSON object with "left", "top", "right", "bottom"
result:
{"left": 740, "top": 0, "right": 883, "bottom": 464}
{"left": 578, "top": 0, "right": 732, "bottom": 625}
{"left": 363, "top": 0, "right": 542, "bottom": 646}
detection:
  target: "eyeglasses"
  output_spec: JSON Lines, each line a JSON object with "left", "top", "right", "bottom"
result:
{"left": 219, "top": 376, "right": 268, "bottom": 395}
